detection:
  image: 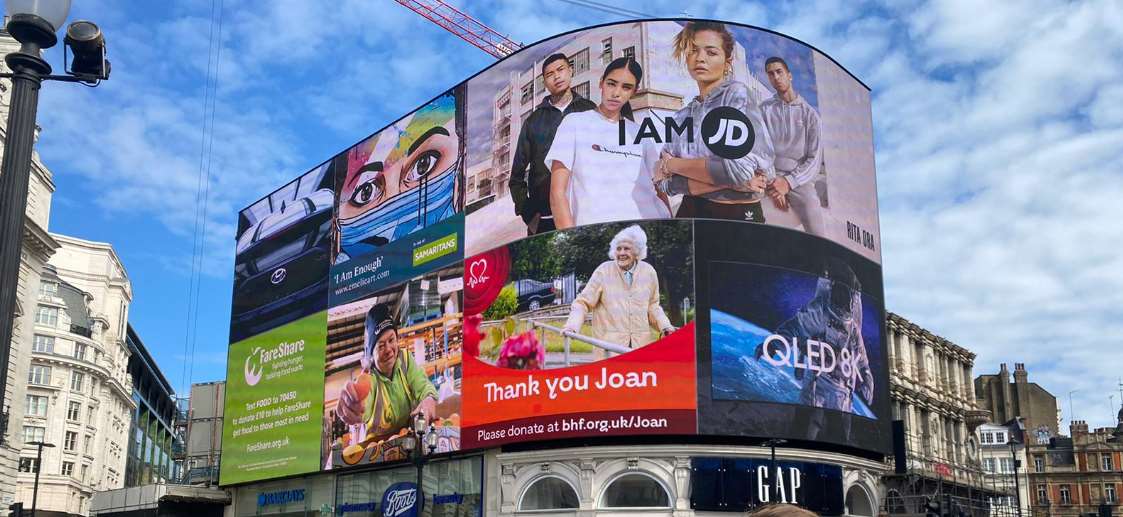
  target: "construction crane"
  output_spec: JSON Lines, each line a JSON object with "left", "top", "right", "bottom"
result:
{"left": 394, "top": 0, "right": 657, "bottom": 60}
{"left": 393, "top": 0, "right": 523, "bottom": 58}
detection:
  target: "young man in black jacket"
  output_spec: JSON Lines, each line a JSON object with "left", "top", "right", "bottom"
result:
{"left": 508, "top": 53, "right": 597, "bottom": 235}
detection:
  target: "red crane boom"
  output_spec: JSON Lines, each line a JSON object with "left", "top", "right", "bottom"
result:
{"left": 393, "top": 0, "right": 522, "bottom": 58}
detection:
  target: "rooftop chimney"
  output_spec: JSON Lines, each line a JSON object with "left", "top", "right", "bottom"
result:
{"left": 1071, "top": 419, "right": 1089, "bottom": 438}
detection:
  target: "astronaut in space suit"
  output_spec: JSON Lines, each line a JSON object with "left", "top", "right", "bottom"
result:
{"left": 756, "top": 258, "right": 874, "bottom": 440}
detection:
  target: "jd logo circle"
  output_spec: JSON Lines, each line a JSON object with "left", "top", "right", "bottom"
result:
{"left": 701, "top": 106, "right": 755, "bottom": 159}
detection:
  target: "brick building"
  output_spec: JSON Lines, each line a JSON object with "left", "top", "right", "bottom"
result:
{"left": 976, "top": 363, "right": 1061, "bottom": 441}
{"left": 1026, "top": 411, "right": 1123, "bottom": 517}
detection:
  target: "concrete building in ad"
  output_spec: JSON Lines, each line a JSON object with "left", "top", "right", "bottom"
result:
{"left": 0, "top": 28, "right": 61, "bottom": 508}
{"left": 976, "top": 363, "right": 1061, "bottom": 441}
{"left": 16, "top": 235, "right": 136, "bottom": 516}
{"left": 881, "top": 312, "right": 1000, "bottom": 516}
{"left": 1026, "top": 415, "right": 1123, "bottom": 517}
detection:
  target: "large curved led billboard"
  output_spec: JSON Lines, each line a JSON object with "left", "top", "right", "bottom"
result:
{"left": 222, "top": 18, "right": 887, "bottom": 487}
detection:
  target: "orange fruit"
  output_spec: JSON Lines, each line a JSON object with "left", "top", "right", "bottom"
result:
{"left": 354, "top": 374, "right": 373, "bottom": 400}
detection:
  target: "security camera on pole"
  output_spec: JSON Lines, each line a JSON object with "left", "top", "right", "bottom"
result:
{"left": 0, "top": 0, "right": 110, "bottom": 442}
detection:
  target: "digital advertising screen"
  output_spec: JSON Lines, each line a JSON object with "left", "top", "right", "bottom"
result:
{"left": 223, "top": 18, "right": 888, "bottom": 487}
{"left": 221, "top": 311, "right": 327, "bottom": 485}
{"left": 322, "top": 266, "right": 464, "bottom": 470}
{"left": 694, "top": 220, "right": 890, "bottom": 454}
{"left": 463, "top": 20, "right": 880, "bottom": 264}
{"left": 460, "top": 220, "right": 697, "bottom": 448}
{"left": 230, "top": 162, "right": 336, "bottom": 343}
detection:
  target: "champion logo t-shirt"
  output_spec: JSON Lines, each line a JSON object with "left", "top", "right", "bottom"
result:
{"left": 544, "top": 110, "right": 670, "bottom": 226}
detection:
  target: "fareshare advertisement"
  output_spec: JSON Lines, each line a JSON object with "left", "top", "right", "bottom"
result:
{"left": 221, "top": 312, "right": 327, "bottom": 485}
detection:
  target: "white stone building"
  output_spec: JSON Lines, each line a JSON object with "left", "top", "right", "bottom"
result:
{"left": 17, "top": 235, "right": 135, "bottom": 516}
{"left": 486, "top": 445, "right": 886, "bottom": 517}
{"left": 882, "top": 312, "right": 999, "bottom": 516}
{"left": 976, "top": 421, "right": 1030, "bottom": 517}
{"left": 0, "top": 29, "right": 62, "bottom": 508}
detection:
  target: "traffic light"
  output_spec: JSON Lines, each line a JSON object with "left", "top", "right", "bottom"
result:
{"left": 1100, "top": 502, "right": 1113, "bottom": 517}
{"left": 8, "top": 502, "right": 23, "bottom": 517}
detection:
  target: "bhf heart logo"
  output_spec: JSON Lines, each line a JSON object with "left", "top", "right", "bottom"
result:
{"left": 466, "top": 258, "right": 490, "bottom": 289}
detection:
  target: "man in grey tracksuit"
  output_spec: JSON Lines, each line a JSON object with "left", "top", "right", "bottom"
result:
{"left": 761, "top": 56, "right": 826, "bottom": 237}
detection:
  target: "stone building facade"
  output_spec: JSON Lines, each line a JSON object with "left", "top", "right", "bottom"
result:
{"left": 486, "top": 444, "right": 886, "bottom": 517}
{"left": 976, "top": 420, "right": 1030, "bottom": 517}
{"left": 16, "top": 235, "right": 136, "bottom": 516}
{"left": 1026, "top": 415, "right": 1123, "bottom": 517}
{"left": 0, "top": 29, "right": 61, "bottom": 508}
{"left": 976, "top": 363, "right": 1060, "bottom": 441}
{"left": 882, "top": 312, "right": 998, "bottom": 516}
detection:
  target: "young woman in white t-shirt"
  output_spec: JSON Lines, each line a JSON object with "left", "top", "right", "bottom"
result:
{"left": 546, "top": 57, "right": 671, "bottom": 229}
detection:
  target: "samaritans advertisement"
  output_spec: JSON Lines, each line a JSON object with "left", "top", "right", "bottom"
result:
{"left": 221, "top": 311, "right": 327, "bottom": 485}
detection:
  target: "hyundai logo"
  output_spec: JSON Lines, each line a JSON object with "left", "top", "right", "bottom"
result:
{"left": 270, "top": 268, "right": 287, "bottom": 285}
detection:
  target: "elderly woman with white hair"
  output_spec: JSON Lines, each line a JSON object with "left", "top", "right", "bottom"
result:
{"left": 563, "top": 225, "right": 675, "bottom": 356}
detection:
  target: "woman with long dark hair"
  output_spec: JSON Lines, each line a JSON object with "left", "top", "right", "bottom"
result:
{"left": 546, "top": 57, "right": 671, "bottom": 229}
{"left": 653, "top": 22, "right": 775, "bottom": 222}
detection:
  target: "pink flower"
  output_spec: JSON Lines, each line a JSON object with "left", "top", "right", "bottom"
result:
{"left": 496, "top": 331, "right": 545, "bottom": 370}
{"left": 463, "top": 314, "right": 483, "bottom": 357}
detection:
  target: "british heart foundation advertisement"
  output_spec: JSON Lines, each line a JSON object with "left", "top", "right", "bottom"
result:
{"left": 459, "top": 221, "right": 698, "bottom": 448}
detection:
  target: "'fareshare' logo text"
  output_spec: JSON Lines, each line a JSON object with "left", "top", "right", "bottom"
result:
{"left": 243, "top": 340, "right": 305, "bottom": 386}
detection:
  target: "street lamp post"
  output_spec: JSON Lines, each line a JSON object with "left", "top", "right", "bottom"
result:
{"left": 404, "top": 414, "right": 439, "bottom": 513}
{"left": 0, "top": 1, "right": 109, "bottom": 434}
{"left": 1008, "top": 439, "right": 1023, "bottom": 517}
{"left": 27, "top": 441, "right": 55, "bottom": 517}
{"left": 763, "top": 438, "right": 788, "bottom": 504}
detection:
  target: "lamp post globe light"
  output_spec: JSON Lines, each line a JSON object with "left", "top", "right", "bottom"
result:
{"left": 0, "top": 0, "right": 108, "bottom": 441}
{"left": 404, "top": 414, "right": 439, "bottom": 513}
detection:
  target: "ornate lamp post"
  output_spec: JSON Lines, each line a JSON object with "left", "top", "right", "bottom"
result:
{"left": 402, "top": 414, "right": 439, "bottom": 512}
{"left": 0, "top": 1, "right": 109, "bottom": 434}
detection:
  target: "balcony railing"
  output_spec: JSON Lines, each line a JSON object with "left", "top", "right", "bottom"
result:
{"left": 186, "top": 465, "right": 220, "bottom": 485}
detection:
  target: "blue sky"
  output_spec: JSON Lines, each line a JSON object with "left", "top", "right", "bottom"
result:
{"left": 34, "top": 0, "right": 1123, "bottom": 430}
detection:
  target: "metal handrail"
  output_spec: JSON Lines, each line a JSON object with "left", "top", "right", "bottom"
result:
{"left": 528, "top": 320, "right": 630, "bottom": 367}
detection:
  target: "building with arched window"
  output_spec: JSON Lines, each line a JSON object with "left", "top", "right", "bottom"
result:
{"left": 16, "top": 235, "right": 136, "bottom": 517}
{"left": 489, "top": 445, "right": 885, "bottom": 516}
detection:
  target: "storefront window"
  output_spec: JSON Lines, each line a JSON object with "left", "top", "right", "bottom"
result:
{"left": 335, "top": 456, "right": 483, "bottom": 517}
{"left": 519, "top": 476, "right": 579, "bottom": 511}
{"left": 236, "top": 474, "right": 333, "bottom": 517}
{"left": 601, "top": 473, "right": 670, "bottom": 508}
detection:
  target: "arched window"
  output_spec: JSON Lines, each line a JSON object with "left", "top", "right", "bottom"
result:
{"left": 519, "top": 476, "right": 579, "bottom": 511}
{"left": 601, "top": 473, "right": 670, "bottom": 508}
{"left": 845, "top": 485, "right": 874, "bottom": 517}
